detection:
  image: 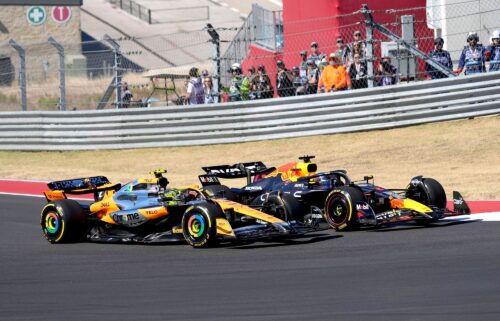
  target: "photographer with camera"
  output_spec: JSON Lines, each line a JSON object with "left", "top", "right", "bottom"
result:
{"left": 376, "top": 56, "right": 399, "bottom": 86}
{"left": 253, "top": 65, "right": 274, "bottom": 99}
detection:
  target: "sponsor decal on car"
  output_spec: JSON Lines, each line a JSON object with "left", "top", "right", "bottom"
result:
{"left": 356, "top": 203, "right": 369, "bottom": 210}
{"left": 244, "top": 186, "right": 262, "bottom": 191}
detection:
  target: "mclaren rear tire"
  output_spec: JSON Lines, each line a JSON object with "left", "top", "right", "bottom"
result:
{"left": 40, "top": 199, "right": 86, "bottom": 243}
{"left": 324, "top": 187, "right": 365, "bottom": 231}
{"left": 182, "top": 202, "right": 221, "bottom": 248}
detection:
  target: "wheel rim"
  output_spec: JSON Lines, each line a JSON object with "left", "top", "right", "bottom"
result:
{"left": 187, "top": 214, "right": 206, "bottom": 239}
{"left": 326, "top": 195, "right": 349, "bottom": 226}
{"left": 44, "top": 212, "right": 60, "bottom": 234}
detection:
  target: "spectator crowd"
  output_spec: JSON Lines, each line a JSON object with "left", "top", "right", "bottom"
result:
{"left": 180, "top": 29, "right": 500, "bottom": 105}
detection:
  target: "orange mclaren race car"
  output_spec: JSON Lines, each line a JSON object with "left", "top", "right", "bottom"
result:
{"left": 40, "top": 170, "right": 320, "bottom": 248}
{"left": 201, "top": 156, "right": 471, "bottom": 230}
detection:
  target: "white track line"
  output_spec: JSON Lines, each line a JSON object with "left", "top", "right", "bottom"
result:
{"left": 0, "top": 178, "right": 48, "bottom": 183}
{"left": 441, "top": 212, "right": 500, "bottom": 221}
{"left": 0, "top": 192, "right": 46, "bottom": 198}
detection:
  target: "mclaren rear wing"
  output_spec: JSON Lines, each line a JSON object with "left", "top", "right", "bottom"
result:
{"left": 45, "top": 176, "right": 121, "bottom": 201}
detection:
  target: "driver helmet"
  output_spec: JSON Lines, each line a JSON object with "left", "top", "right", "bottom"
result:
{"left": 311, "top": 176, "right": 331, "bottom": 188}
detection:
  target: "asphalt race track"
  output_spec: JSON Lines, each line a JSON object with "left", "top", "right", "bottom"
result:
{"left": 1, "top": 194, "right": 500, "bottom": 321}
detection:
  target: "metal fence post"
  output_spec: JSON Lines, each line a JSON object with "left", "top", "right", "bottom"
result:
{"left": 8, "top": 39, "right": 27, "bottom": 111}
{"left": 361, "top": 4, "right": 455, "bottom": 79}
{"left": 361, "top": 5, "right": 375, "bottom": 88}
{"left": 104, "top": 34, "right": 122, "bottom": 108}
{"left": 272, "top": 11, "right": 277, "bottom": 52}
{"left": 48, "top": 36, "right": 66, "bottom": 111}
{"left": 206, "top": 24, "right": 220, "bottom": 103}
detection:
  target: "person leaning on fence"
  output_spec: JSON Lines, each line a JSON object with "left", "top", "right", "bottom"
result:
{"left": 253, "top": 64, "right": 274, "bottom": 99}
{"left": 425, "top": 37, "right": 453, "bottom": 79}
{"left": 376, "top": 56, "right": 399, "bottom": 86}
{"left": 203, "top": 76, "right": 218, "bottom": 104}
{"left": 276, "top": 60, "right": 295, "bottom": 97}
{"left": 349, "top": 40, "right": 366, "bottom": 64}
{"left": 292, "top": 66, "right": 307, "bottom": 95}
{"left": 456, "top": 32, "right": 487, "bottom": 75}
{"left": 228, "top": 63, "right": 244, "bottom": 102}
{"left": 316, "top": 58, "right": 328, "bottom": 92}
{"left": 347, "top": 53, "right": 368, "bottom": 89}
{"left": 485, "top": 30, "right": 500, "bottom": 72}
{"left": 335, "top": 37, "right": 350, "bottom": 66}
{"left": 242, "top": 66, "right": 256, "bottom": 100}
{"left": 299, "top": 50, "right": 309, "bottom": 87}
{"left": 305, "top": 59, "right": 319, "bottom": 95}
{"left": 120, "top": 82, "right": 133, "bottom": 108}
{"left": 318, "top": 54, "right": 348, "bottom": 93}
{"left": 307, "top": 42, "right": 326, "bottom": 67}
{"left": 186, "top": 67, "right": 205, "bottom": 105}
{"left": 299, "top": 50, "right": 308, "bottom": 70}
{"left": 348, "top": 30, "right": 367, "bottom": 61}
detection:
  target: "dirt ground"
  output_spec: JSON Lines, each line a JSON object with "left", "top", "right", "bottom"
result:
{"left": 0, "top": 116, "right": 498, "bottom": 199}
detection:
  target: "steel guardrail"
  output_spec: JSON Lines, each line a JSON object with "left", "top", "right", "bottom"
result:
{"left": 0, "top": 72, "right": 499, "bottom": 150}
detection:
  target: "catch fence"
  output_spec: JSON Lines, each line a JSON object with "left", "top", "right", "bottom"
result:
{"left": 0, "top": 2, "right": 499, "bottom": 111}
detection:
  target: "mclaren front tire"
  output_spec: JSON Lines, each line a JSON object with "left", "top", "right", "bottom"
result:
{"left": 182, "top": 202, "right": 222, "bottom": 248}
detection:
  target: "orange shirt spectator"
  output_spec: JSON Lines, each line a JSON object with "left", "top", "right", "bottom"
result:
{"left": 318, "top": 55, "right": 348, "bottom": 92}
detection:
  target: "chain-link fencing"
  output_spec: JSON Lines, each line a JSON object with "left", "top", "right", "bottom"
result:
{"left": 1, "top": 1, "right": 498, "bottom": 111}
{"left": 0, "top": 26, "right": 238, "bottom": 111}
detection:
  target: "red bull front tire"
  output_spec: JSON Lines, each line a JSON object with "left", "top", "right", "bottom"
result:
{"left": 324, "top": 187, "right": 365, "bottom": 231}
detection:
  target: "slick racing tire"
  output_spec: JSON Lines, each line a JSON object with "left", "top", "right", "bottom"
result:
{"left": 407, "top": 178, "right": 447, "bottom": 209}
{"left": 324, "top": 187, "right": 365, "bottom": 231}
{"left": 262, "top": 193, "right": 306, "bottom": 222}
{"left": 40, "top": 199, "right": 86, "bottom": 243}
{"left": 203, "top": 185, "right": 236, "bottom": 201}
{"left": 182, "top": 202, "right": 221, "bottom": 248}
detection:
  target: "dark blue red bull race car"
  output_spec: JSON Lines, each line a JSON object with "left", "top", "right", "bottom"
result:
{"left": 199, "top": 156, "right": 470, "bottom": 230}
